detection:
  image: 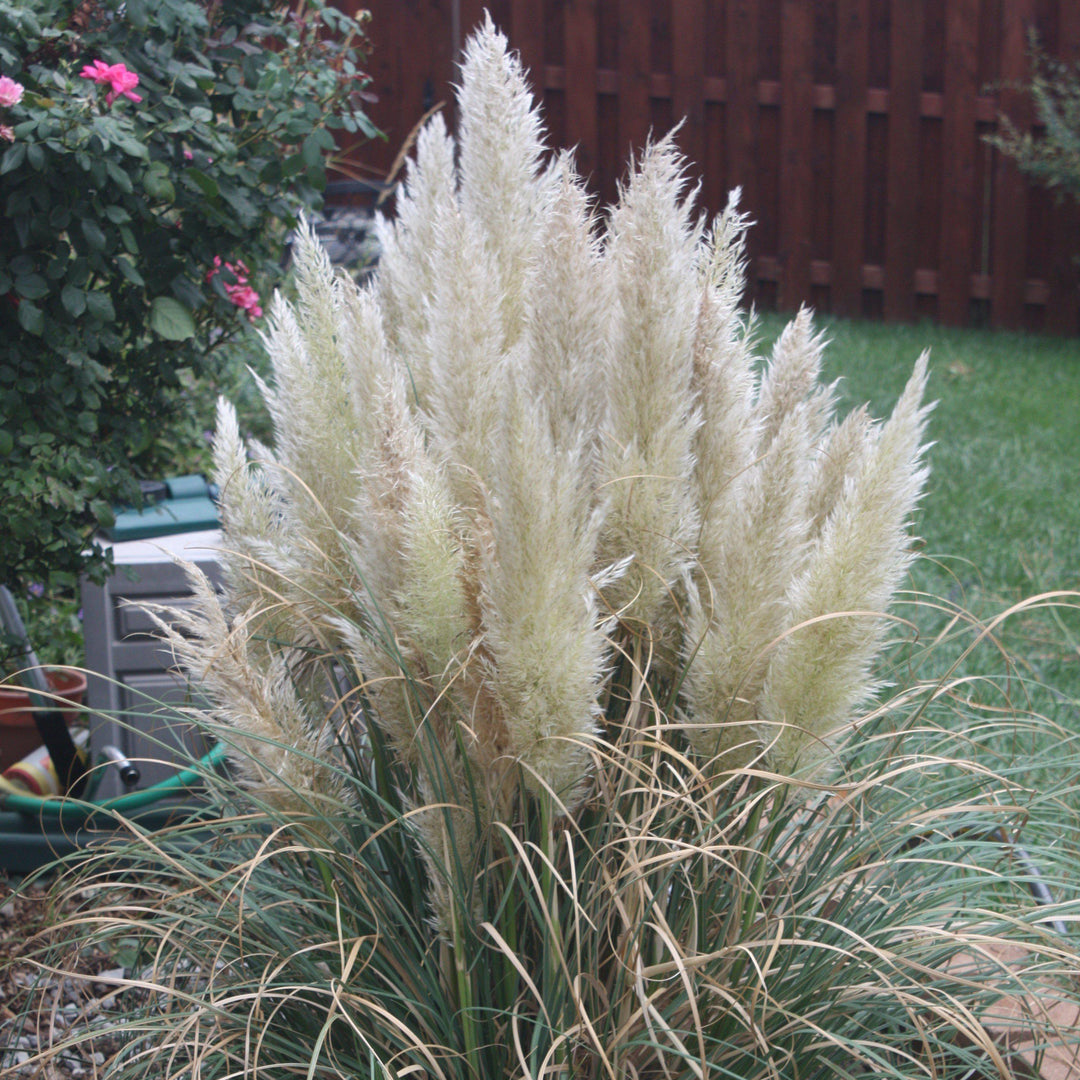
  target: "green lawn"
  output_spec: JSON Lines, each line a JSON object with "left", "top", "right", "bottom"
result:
{"left": 757, "top": 311, "right": 1080, "bottom": 720}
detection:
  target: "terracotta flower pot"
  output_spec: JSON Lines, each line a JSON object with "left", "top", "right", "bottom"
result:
{"left": 0, "top": 669, "right": 87, "bottom": 771}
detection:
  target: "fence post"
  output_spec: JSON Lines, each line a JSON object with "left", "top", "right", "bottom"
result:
{"left": 778, "top": 0, "right": 814, "bottom": 310}
{"left": 938, "top": 0, "right": 979, "bottom": 325}
{"left": 833, "top": 0, "right": 870, "bottom": 318}
{"left": 991, "top": 0, "right": 1036, "bottom": 329}
{"left": 725, "top": 0, "right": 760, "bottom": 302}
{"left": 884, "top": 0, "right": 924, "bottom": 322}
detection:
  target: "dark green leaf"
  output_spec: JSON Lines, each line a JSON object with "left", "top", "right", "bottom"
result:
{"left": 105, "top": 160, "right": 134, "bottom": 193}
{"left": 15, "top": 273, "right": 49, "bottom": 300}
{"left": 82, "top": 220, "right": 107, "bottom": 252}
{"left": 89, "top": 499, "right": 115, "bottom": 528}
{"left": 305, "top": 162, "right": 326, "bottom": 191}
{"left": 85, "top": 290, "right": 115, "bottom": 322}
{"left": 301, "top": 132, "right": 323, "bottom": 168}
{"left": 149, "top": 296, "right": 195, "bottom": 341}
{"left": 170, "top": 276, "right": 204, "bottom": 310}
{"left": 61, "top": 285, "right": 86, "bottom": 317}
{"left": 125, "top": 0, "right": 148, "bottom": 28}
{"left": 185, "top": 168, "right": 218, "bottom": 198}
{"left": 143, "top": 170, "right": 176, "bottom": 202}
{"left": 117, "top": 258, "right": 145, "bottom": 286}
{"left": 17, "top": 301, "right": 44, "bottom": 335}
{"left": 1, "top": 142, "right": 26, "bottom": 174}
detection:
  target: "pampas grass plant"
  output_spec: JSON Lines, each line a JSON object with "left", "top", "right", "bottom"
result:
{"left": 16, "top": 16, "right": 1080, "bottom": 1080}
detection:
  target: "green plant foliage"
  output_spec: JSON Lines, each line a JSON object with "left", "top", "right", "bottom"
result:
{"left": 989, "top": 31, "right": 1080, "bottom": 201}
{"left": 0, "top": 0, "right": 377, "bottom": 588}
{"left": 0, "top": 578, "right": 84, "bottom": 668}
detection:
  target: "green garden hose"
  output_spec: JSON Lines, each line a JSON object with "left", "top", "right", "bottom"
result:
{"left": 0, "top": 742, "right": 227, "bottom": 820}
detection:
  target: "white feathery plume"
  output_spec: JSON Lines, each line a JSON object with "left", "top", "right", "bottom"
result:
{"left": 393, "top": 454, "right": 470, "bottom": 693}
{"left": 146, "top": 562, "right": 351, "bottom": 819}
{"left": 211, "top": 398, "right": 285, "bottom": 610}
{"left": 521, "top": 152, "right": 612, "bottom": 459}
{"left": 291, "top": 212, "right": 342, "bottom": 372}
{"left": 754, "top": 306, "right": 834, "bottom": 451}
{"left": 375, "top": 111, "right": 458, "bottom": 413}
{"left": 596, "top": 134, "right": 702, "bottom": 634}
{"left": 259, "top": 286, "right": 359, "bottom": 543}
{"left": 340, "top": 280, "right": 393, "bottom": 444}
{"left": 475, "top": 377, "right": 607, "bottom": 808}
{"left": 806, "top": 404, "right": 875, "bottom": 537}
{"left": 423, "top": 205, "right": 506, "bottom": 489}
{"left": 456, "top": 12, "right": 547, "bottom": 346}
{"left": 682, "top": 397, "right": 820, "bottom": 766}
{"left": 757, "top": 354, "right": 932, "bottom": 774}
{"left": 690, "top": 191, "right": 760, "bottom": 585}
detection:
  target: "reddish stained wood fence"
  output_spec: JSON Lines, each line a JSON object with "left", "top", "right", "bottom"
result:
{"left": 342, "top": 0, "right": 1080, "bottom": 334}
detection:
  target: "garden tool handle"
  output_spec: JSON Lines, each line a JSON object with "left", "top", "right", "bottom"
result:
{"left": 101, "top": 745, "right": 141, "bottom": 788}
{"left": 0, "top": 585, "right": 47, "bottom": 693}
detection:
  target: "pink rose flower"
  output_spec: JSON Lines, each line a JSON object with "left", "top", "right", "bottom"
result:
{"left": 0, "top": 76, "right": 24, "bottom": 107}
{"left": 0, "top": 125, "right": 14, "bottom": 143}
{"left": 207, "top": 257, "right": 262, "bottom": 322}
{"left": 80, "top": 60, "right": 142, "bottom": 106}
{"left": 226, "top": 284, "right": 263, "bottom": 322}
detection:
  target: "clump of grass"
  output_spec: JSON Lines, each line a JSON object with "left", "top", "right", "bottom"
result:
{"left": 22, "top": 675, "right": 1080, "bottom": 1079}
{"left": 15, "top": 16, "right": 1080, "bottom": 1080}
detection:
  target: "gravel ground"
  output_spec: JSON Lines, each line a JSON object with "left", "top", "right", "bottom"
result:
{"left": 1, "top": 876, "right": 132, "bottom": 1077}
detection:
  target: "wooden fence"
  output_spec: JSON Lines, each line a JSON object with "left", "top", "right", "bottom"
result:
{"left": 341, "top": 0, "right": 1080, "bottom": 334}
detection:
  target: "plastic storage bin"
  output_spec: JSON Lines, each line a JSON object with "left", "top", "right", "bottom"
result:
{"left": 80, "top": 529, "right": 222, "bottom": 801}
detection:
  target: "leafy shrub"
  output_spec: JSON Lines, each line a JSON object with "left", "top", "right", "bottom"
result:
{"left": 0, "top": 0, "right": 377, "bottom": 588}
{"left": 20, "top": 18, "right": 1080, "bottom": 1080}
{"left": 989, "top": 32, "right": 1080, "bottom": 200}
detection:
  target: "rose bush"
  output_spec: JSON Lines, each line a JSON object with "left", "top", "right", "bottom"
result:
{"left": 0, "top": 0, "right": 378, "bottom": 588}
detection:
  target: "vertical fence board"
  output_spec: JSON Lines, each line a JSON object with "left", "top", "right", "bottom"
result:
{"left": 672, "top": 0, "right": 706, "bottom": 183}
{"left": 458, "top": 0, "right": 490, "bottom": 80}
{"left": 884, "top": 0, "right": 924, "bottom": 320}
{"left": 1046, "top": 1, "right": 1080, "bottom": 333}
{"left": 617, "top": 0, "right": 652, "bottom": 169}
{"left": 725, "top": 0, "right": 761, "bottom": 299}
{"left": 510, "top": 0, "right": 547, "bottom": 93}
{"left": 991, "top": 0, "right": 1034, "bottom": 327}
{"left": 565, "top": 0, "right": 599, "bottom": 179}
{"left": 833, "top": 0, "right": 869, "bottom": 317}
{"left": 357, "top": 0, "right": 402, "bottom": 179}
{"left": 347, "top": 0, "right": 1080, "bottom": 333}
{"left": 778, "top": 0, "right": 814, "bottom": 309}
{"left": 938, "top": 0, "right": 979, "bottom": 324}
